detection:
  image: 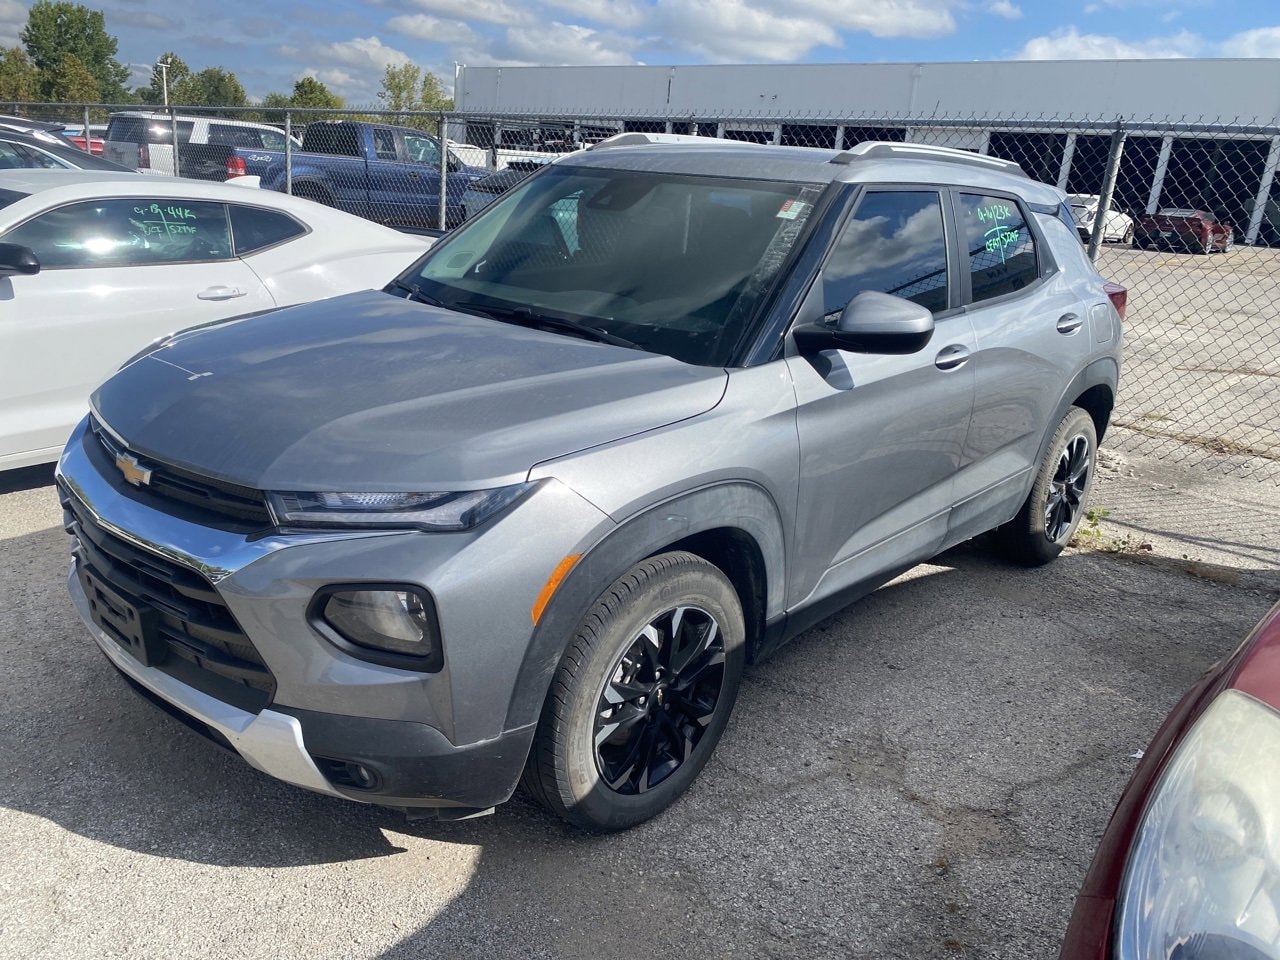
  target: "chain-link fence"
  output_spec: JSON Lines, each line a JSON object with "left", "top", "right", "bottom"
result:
{"left": 4, "top": 101, "right": 1279, "bottom": 481}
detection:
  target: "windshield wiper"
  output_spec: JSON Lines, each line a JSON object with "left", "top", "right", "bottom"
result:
{"left": 452, "top": 301, "right": 643, "bottom": 351}
{"left": 387, "top": 279, "right": 445, "bottom": 307}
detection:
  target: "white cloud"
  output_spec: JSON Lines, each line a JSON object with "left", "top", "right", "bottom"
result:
{"left": 541, "top": 0, "right": 649, "bottom": 30}
{"left": 986, "top": 0, "right": 1022, "bottom": 21}
{"left": 778, "top": 0, "right": 958, "bottom": 38}
{"left": 406, "top": 0, "right": 534, "bottom": 27}
{"left": 0, "top": 0, "right": 25, "bottom": 47}
{"left": 386, "top": 13, "right": 475, "bottom": 44}
{"left": 1219, "top": 26, "right": 1280, "bottom": 58}
{"left": 499, "top": 21, "right": 639, "bottom": 65}
{"left": 278, "top": 35, "right": 415, "bottom": 102}
{"left": 654, "top": 0, "right": 841, "bottom": 61}
{"left": 1017, "top": 26, "right": 1201, "bottom": 59}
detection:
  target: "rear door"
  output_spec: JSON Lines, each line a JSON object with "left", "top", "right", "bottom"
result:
{"left": 946, "top": 190, "right": 1092, "bottom": 541}
{"left": 786, "top": 187, "right": 977, "bottom": 608}
{"left": 0, "top": 197, "right": 275, "bottom": 464}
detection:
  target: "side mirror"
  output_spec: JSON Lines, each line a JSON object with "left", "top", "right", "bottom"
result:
{"left": 793, "top": 291, "right": 934, "bottom": 355}
{"left": 0, "top": 242, "right": 39, "bottom": 278}
{"left": 447, "top": 155, "right": 463, "bottom": 173}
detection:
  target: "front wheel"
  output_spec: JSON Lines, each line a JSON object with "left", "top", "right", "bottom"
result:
{"left": 994, "top": 406, "right": 1098, "bottom": 566}
{"left": 521, "top": 552, "right": 745, "bottom": 831}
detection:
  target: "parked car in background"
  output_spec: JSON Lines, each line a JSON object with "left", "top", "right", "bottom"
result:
{"left": 1069, "top": 193, "right": 1134, "bottom": 244}
{"left": 0, "top": 115, "right": 78, "bottom": 148}
{"left": 103, "top": 112, "right": 298, "bottom": 177}
{"left": 1134, "top": 208, "right": 1234, "bottom": 253}
{"left": 0, "top": 171, "right": 433, "bottom": 470}
{"left": 55, "top": 136, "right": 1124, "bottom": 833}
{"left": 0, "top": 129, "right": 137, "bottom": 172}
{"left": 461, "top": 158, "right": 551, "bottom": 219}
{"left": 254, "top": 121, "right": 489, "bottom": 229}
{"left": 64, "top": 123, "right": 107, "bottom": 155}
{"left": 1060, "top": 599, "right": 1280, "bottom": 960}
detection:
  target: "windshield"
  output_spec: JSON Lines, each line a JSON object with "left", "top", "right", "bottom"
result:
{"left": 398, "top": 165, "right": 821, "bottom": 366}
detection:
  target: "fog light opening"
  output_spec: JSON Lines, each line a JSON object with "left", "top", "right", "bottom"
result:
{"left": 315, "top": 756, "right": 383, "bottom": 792}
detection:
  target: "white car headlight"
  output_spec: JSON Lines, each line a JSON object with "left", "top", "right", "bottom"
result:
{"left": 1116, "top": 689, "right": 1280, "bottom": 960}
{"left": 266, "top": 483, "right": 538, "bottom": 531}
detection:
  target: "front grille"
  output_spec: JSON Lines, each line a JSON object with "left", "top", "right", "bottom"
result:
{"left": 61, "top": 487, "right": 276, "bottom": 713}
{"left": 89, "top": 417, "right": 272, "bottom": 527}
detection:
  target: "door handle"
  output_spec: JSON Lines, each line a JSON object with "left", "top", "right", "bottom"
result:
{"left": 197, "top": 285, "right": 247, "bottom": 301}
{"left": 1056, "top": 312, "right": 1084, "bottom": 334}
{"left": 934, "top": 344, "right": 970, "bottom": 371}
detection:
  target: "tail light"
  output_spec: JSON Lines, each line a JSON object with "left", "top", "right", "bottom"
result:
{"left": 137, "top": 142, "right": 150, "bottom": 169}
{"left": 1104, "top": 281, "right": 1127, "bottom": 322}
{"left": 226, "top": 156, "right": 247, "bottom": 178}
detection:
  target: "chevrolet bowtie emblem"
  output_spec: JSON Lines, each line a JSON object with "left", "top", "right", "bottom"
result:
{"left": 115, "top": 453, "right": 152, "bottom": 487}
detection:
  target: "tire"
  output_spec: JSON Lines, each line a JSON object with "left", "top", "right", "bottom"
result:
{"left": 995, "top": 406, "right": 1098, "bottom": 567}
{"left": 521, "top": 552, "right": 745, "bottom": 832}
{"left": 1122, "top": 223, "right": 1134, "bottom": 245}
{"left": 1200, "top": 234, "right": 1214, "bottom": 255}
{"left": 292, "top": 183, "right": 335, "bottom": 208}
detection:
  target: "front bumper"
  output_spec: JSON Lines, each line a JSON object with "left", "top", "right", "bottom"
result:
{"left": 57, "top": 416, "right": 612, "bottom": 809}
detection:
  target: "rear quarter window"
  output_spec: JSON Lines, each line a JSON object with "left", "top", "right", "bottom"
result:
{"left": 229, "top": 205, "right": 306, "bottom": 254}
{"left": 957, "top": 193, "right": 1039, "bottom": 303}
{"left": 106, "top": 117, "right": 194, "bottom": 144}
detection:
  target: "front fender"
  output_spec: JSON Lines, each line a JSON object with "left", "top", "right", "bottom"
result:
{"left": 503, "top": 481, "right": 786, "bottom": 732}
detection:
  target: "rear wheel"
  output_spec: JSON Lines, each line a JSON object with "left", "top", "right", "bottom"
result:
{"left": 521, "top": 552, "right": 745, "bottom": 832}
{"left": 292, "top": 183, "right": 335, "bottom": 207}
{"left": 995, "top": 406, "right": 1098, "bottom": 567}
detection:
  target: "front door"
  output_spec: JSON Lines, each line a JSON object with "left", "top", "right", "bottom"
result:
{"left": 0, "top": 197, "right": 274, "bottom": 466}
{"left": 786, "top": 188, "right": 977, "bottom": 609}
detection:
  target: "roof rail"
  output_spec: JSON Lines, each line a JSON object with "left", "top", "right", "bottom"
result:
{"left": 831, "top": 141, "right": 1027, "bottom": 177}
{"left": 589, "top": 131, "right": 768, "bottom": 151}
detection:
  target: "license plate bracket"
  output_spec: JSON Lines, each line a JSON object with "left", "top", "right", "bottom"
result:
{"left": 79, "top": 566, "right": 166, "bottom": 666}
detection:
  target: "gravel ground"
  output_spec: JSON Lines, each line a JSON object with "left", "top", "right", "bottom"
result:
{"left": 1, "top": 454, "right": 1276, "bottom": 960}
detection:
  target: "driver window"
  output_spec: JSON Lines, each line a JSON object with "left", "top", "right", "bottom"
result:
{"left": 823, "top": 191, "right": 949, "bottom": 317}
{"left": 373, "top": 129, "right": 399, "bottom": 161}
{"left": 404, "top": 134, "right": 441, "bottom": 166}
{"left": 1, "top": 199, "right": 232, "bottom": 268}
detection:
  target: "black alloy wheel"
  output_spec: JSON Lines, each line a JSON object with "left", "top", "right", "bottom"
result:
{"left": 1045, "top": 434, "right": 1091, "bottom": 543}
{"left": 594, "top": 605, "right": 726, "bottom": 795}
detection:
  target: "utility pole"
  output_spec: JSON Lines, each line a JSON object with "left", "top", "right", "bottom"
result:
{"left": 157, "top": 58, "right": 170, "bottom": 106}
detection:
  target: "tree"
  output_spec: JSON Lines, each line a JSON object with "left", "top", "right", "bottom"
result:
{"left": 135, "top": 51, "right": 189, "bottom": 105}
{"left": 47, "top": 51, "right": 98, "bottom": 102}
{"left": 173, "top": 67, "right": 247, "bottom": 110}
{"left": 289, "top": 76, "right": 342, "bottom": 110}
{"left": 0, "top": 47, "right": 39, "bottom": 103}
{"left": 376, "top": 63, "right": 452, "bottom": 131}
{"left": 21, "top": 1, "right": 129, "bottom": 100}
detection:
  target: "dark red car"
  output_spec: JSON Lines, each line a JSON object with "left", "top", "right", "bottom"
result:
{"left": 1060, "top": 599, "right": 1280, "bottom": 959}
{"left": 1134, "top": 208, "right": 1234, "bottom": 254}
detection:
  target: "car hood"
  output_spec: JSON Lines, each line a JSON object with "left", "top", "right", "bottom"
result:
{"left": 91, "top": 290, "right": 728, "bottom": 491}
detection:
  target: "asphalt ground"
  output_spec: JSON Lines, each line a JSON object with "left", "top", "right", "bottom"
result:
{"left": 1096, "top": 243, "right": 1280, "bottom": 473}
{"left": 2, "top": 454, "right": 1277, "bottom": 960}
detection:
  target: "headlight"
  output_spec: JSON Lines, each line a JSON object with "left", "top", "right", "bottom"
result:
{"left": 267, "top": 483, "right": 537, "bottom": 531}
{"left": 1116, "top": 690, "right": 1280, "bottom": 959}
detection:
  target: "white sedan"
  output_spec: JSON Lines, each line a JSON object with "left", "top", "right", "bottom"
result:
{"left": 0, "top": 171, "right": 433, "bottom": 470}
{"left": 1069, "top": 193, "right": 1135, "bottom": 245}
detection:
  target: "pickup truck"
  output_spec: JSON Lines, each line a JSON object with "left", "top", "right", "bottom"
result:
{"left": 186, "top": 121, "right": 489, "bottom": 229}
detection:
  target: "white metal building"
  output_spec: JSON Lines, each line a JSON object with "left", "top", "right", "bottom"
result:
{"left": 454, "top": 59, "right": 1280, "bottom": 244}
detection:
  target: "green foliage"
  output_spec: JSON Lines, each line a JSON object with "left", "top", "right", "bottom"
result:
{"left": 0, "top": 47, "right": 39, "bottom": 103}
{"left": 289, "top": 76, "right": 342, "bottom": 110}
{"left": 376, "top": 63, "right": 452, "bottom": 130}
{"left": 47, "top": 51, "right": 98, "bottom": 103}
{"left": 173, "top": 67, "right": 247, "bottom": 112}
{"left": 21, "top": 0, "right": 129, "bottom": 101}
{"left": 134, "top": 52, "right": 189, "bottom": 104}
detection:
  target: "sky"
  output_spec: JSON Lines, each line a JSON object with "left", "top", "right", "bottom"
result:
{"left": 0, "top": 0, "right": 1278, "bottom": 104}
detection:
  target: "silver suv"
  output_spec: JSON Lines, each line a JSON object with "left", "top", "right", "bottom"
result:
{"left": 57, "top": 136, "right": 1123, "bottom": 831}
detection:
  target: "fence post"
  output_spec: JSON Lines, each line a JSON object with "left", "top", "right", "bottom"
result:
{"left": 81, "top": 104, "right": 91, "bottom": 153}
{"left": 437, "top": 112, "right": 449, "bottom": 231}
{"left": 284, "top": 111, "right": 293, "bottom": 195}
{"left": 489, "top": 121, "right": 501, "bottom": 170}
{"left": 169, "top": 106, "right": 180, "bottom": 178}
{"left": 1087, "top": 118, "right": 1127, "bottom": 260}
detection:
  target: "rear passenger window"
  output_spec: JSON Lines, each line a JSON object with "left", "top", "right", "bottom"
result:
{"left": 823, "top": 190, "right": 949, "bottom": 316}
{"left": 229, "top": 205, "right": 306, "bottom": 255}
{"left": 958, "top": 193, "right": 1039, "bottom": 303}
{"left": 2, "top": 199, "right": 232, "bottom": 268}
{"left": 373, "top": 129, "right": 398, "bottom": 161}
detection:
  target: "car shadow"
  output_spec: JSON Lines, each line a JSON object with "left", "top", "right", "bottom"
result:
{"left": 0, "top": 463, "right": 55, "bottom": 494}
{"left": 2, "top": 519, "right": 1275, "bottom": 956}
